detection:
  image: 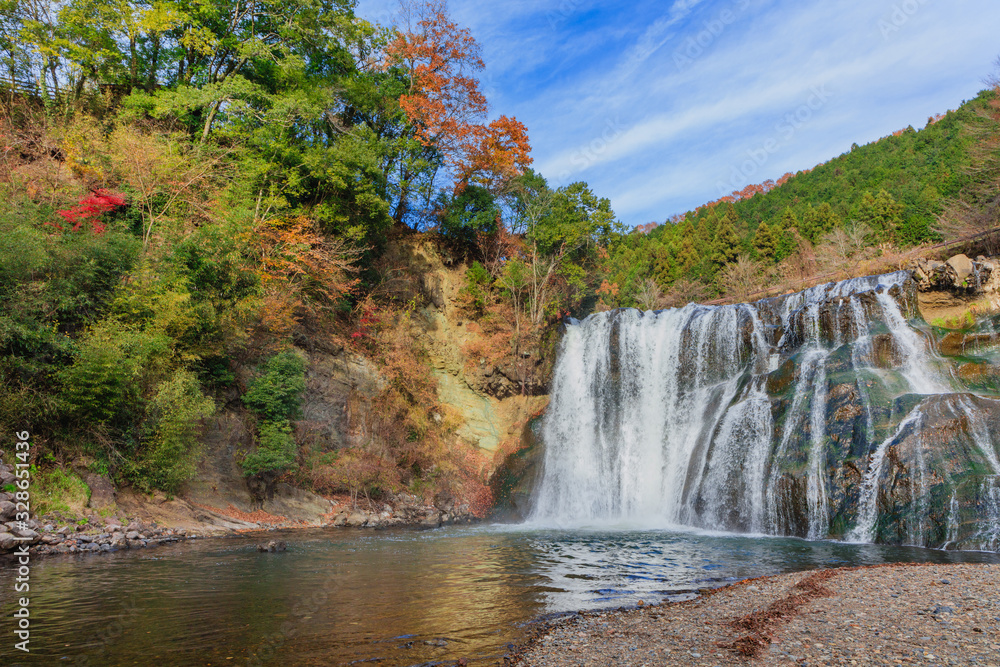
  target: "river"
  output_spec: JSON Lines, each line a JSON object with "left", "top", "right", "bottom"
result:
{"left": 4, "top": 523, "right": 999, "bottom": 666}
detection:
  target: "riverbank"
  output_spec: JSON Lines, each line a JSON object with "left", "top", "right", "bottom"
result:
{"left": 0, "top": 460, "right": 479, "bottom": 557}
{"left": 513, "top": 562, "right": 1000, "bottom": 666}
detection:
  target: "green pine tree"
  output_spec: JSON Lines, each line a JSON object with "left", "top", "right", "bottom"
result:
{"left": 711, "top": 219, "right": 741, "bottom": 267}
{"left": 857, "top": 189, "right": 903, "bottom": 242}
{"left": 752, "top": 221, "right": 778, "bottom": 261}
{"left": 778, "top": 207, "right": 799, "bottom": 231}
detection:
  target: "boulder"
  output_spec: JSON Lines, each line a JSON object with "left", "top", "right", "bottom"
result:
{"left": 945, "top": 254, "right": 974, "bottom": 287}
{"left": 344, "top": 511, "right": 368, "bottom": 527}
{"left": 256, "top": 540, "right": 287, "bottom": 553}
{"left": 0, "top": 532, "right": 17, "bottom": 550}
{"left": 12, "top": 527, "right": 39, "bottom": 543}
{"left": 83, "top": 472, "right": 116, "bottom": 510}
{"left": 0, "top": 500, "right": 16, "bottom": 522}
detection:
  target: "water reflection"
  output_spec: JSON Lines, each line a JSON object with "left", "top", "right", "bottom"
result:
{"left": 2, "top": 525, "right": 998, "bottom": 666}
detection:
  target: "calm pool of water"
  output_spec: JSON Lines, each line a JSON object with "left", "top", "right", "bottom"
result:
{"left": 3, "top": 524, "right": 999, "bottom": 666}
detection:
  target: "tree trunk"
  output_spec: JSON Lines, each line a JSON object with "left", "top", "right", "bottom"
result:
{"left": 200, "top": 99, "right": 222, "bottom": 143}
{"left": 146, "top": 36, "right": 161, "bottom": 92}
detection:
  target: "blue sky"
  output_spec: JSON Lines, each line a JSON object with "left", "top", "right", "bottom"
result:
{"left": 356, "top": 0, "right": 1000, "bottom": 227}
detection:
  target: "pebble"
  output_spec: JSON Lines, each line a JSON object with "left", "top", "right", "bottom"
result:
{"left": 517, "top": 564, "right": 1000, "bottom": 667}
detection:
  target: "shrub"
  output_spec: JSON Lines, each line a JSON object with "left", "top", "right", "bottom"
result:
{"left": 141, "top": 369, "right": 215, "bottom": 492}
{"left": 461, "top": 260, "right": 492, "bottom": 313}
{"left": 242, "top": 350, "right": 307, "bottom": 421}
{"left": 31, "top": 466, "right": 91, "bottom": 517}
{"left": 58, "top": 321, "right": 171, "bottom": 425}
{"left": 241, "top": 419, "right": 297, "bottom": 477}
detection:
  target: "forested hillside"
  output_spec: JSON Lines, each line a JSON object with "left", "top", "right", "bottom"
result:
{"left": 0, "top": 0, "right": 624, "bottom": 510}
{"left": 599, "top": 86, "right": 1000, "bottom": 308}
{"left": 1, "top": 0, "right": 998, "bottom": 511}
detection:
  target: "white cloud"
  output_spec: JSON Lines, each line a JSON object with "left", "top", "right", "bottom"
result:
{"left": 355, "top": 0, "right": 1000, "bottom": 225}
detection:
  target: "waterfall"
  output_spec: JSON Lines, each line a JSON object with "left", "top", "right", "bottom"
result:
{"left": 529, "top": 270, "right": 1000, "bottom": 550}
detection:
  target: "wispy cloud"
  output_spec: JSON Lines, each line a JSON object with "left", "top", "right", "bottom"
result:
{"left": 356, "top": 0, "right": 1000, "bottom": 226}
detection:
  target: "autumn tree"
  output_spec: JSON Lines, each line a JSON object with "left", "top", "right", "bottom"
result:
{"left": 385, "top": 0, "right": 531, "bottom": 222}
{"left": 718, "top": 254, "right": 762, "bottom": 302}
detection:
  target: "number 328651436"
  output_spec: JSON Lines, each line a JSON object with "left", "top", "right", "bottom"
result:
{"left": 13, "top": 430, "right": 30, "bottom": 516}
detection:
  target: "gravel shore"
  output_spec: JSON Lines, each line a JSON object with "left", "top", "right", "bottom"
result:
{"left": 516, "top": 563, "right": 1000, "bottom": 666}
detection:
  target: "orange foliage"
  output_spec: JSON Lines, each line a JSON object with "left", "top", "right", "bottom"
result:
{"left": 691, "top": 172, "right": 797, "bottom": 219}
{"left": 244, "top": 216, "right": 359, "bottom": 345}
{"left": 457, "top": 115, "right": 532, "bottom": 190}
{"left": 385, "top": 0, "right": 531, "bottom": 191}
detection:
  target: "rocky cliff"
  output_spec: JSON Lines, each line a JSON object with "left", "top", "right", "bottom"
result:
{"left": 519, "top": 253, "right": 1000, "bottom": 551}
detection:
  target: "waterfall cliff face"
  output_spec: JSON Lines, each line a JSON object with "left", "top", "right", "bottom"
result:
{"left": 531, "top": 272, "right": 1000, "bottom": 551}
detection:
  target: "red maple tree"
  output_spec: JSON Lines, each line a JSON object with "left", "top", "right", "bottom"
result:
{"left": 49, "top": 189, "right": 126, "bottom": 233}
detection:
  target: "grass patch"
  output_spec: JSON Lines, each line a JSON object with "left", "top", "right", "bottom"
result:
{"left": 32, "top": 466, "right": 91, "bottom": 517}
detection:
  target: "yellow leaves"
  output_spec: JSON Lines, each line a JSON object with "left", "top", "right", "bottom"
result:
{"left": 251, "top": 215, "right": 360, "bottom": 304}
{"left": 180, "top": 25, "right": 220, "bottom": 57}
{"left": 242, "top": 216, "right": 361, "bottom": 347}
{"left": 139, "top": 2, "right": 185, "bottom": 35}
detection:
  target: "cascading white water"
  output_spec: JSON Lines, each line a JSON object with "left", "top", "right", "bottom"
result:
{"left": 876, "top": 291, "right": 948, "bottom": 394}
{"left": 847, "top": 409, "right": 923, "bottom": 543}
{"left": 530, "top": 270, "right": 999, "bottom": 548}
{"left": 954, "top": 397, "right": 1000, "bottom": 550}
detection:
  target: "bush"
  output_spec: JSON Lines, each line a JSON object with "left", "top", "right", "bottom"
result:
{"left": 141, "top": 370, "right": 215, "bottom": 492}
{"left": 58, "top": 320, "right": 171, "bottom": 425}
{"left": 241, "top": 350, "right": 307, "bottom": 480}
{"left": 241, "top": 419, "right": 297, "bottom": 477}
{"left": 242, "top": 350, "right": 307, "bottom": 420}
{"left": 461, "top": 261, "right": 492, "bottom": 313}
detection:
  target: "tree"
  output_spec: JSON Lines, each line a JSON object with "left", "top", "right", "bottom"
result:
{"left": 635, "top": 277, "right": 664, "bottom": 311}
{"left": 857, "top": 189, "right": 903, "bottom": 243}
{"left": 800, "top": 202, "right": 839, "bottom": 244}
{"left": 778, "top": 206, "right": 799, "bottom": 231}
{"left": 674, "top": 220, "right": 701, "bottom": 276}
{"left": 437, "top": 183, "right": 499, "bottom": 247}
{"left": 752, "top": 220, "right": 778, "bottom": 261}
{"left": 718, "top": 254, "right": 762, "bottom": 302}
{"left": 939, "top": 78, "right": 1000, "bottom": 251}
{"left": 711, "top": 217, "right": 741, "bottom": 267}
{"left": 385, "top": 0, "right": 531, "bottom": 215}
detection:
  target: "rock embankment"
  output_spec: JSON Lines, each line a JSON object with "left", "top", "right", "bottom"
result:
{"left": 1, "top": 516, "right": 190, "bottom": 555}
{"left": 0, "top": 459, "right": 482, "bottom": 559}
{"left": 515, "top": 563, "right": 1000, "bottom": 666}
{"left": 327, "top": 492, "right": 478, "bottom": 529}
